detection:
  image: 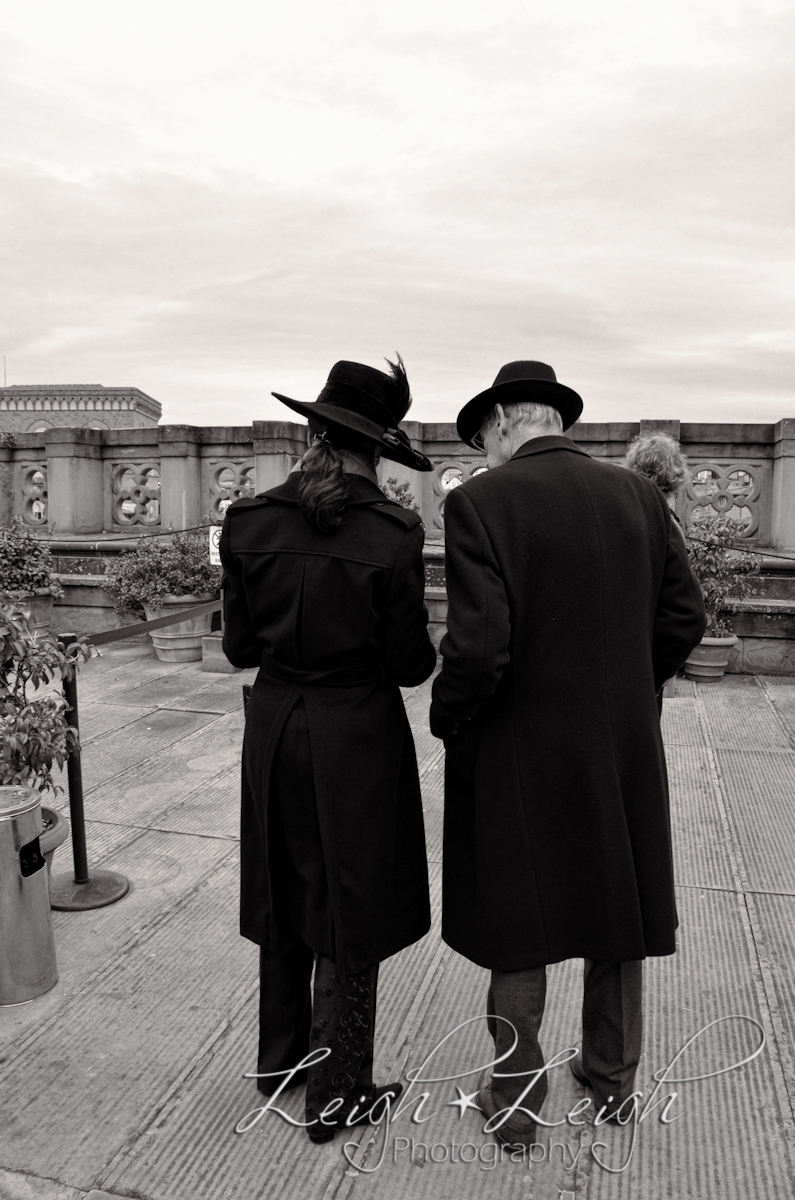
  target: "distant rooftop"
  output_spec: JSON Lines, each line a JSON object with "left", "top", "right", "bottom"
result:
{"left": 0, "top": 385, "right": 161, "bottom": 431}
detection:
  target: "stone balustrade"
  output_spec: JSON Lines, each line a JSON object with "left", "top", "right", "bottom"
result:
{"left": 1, "top": 417, "right": 794, "bottom": 670}
{"left": 1, "top": 417, "right": 793, "bottom": 545}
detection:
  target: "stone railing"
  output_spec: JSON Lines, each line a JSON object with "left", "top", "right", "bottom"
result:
{"left": 1, "top": 417, "right": 794, "bottom": 669}
{"left": 1, "top": 417, "right": 793, "bottom": 546}
{"left": 389, "top": 417, "right": 795, "bottom": 549}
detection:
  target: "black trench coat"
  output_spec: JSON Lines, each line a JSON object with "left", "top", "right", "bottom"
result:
{"left": 430, "top": 436, "right": 707, "bottom": 971}
{"left": 220, "top": 472, "right": 436, "bottom": 977}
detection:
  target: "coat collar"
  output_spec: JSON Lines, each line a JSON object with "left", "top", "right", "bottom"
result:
{"left": 509, "top": 434, "right": 590, "bottom": 462}
{"left": 259, "top": 471, "right": 386, "bottom": 505}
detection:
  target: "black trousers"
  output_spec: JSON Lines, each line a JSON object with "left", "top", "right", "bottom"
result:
{"left": 257, "top": 929, "right": 378, "bottom": 1120}
{"left": 487, "top": 958, "right": 643, "bottom": 1116}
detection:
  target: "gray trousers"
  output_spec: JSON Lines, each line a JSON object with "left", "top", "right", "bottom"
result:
{"left": 487, "top": 959, "right": 643, "bottom": 1116}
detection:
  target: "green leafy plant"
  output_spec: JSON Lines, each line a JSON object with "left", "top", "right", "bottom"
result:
{"left": 104, "top": 531, "right": 222, "bottom": 618}
{"left": 0, "top": 601, "right": 88, "bottom": 794}
{"left": 382, "top": 477, "right": 421, "bottom": 517}
{"left": 685, "top": 515, "right": 761, "bottom": 637}
{"left": 0, "top": 518, "right": 63, "bottom": 598}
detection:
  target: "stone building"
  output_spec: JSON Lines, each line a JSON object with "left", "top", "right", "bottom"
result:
{"left": 0, "top": 385, "right": 161, "bottom": 433}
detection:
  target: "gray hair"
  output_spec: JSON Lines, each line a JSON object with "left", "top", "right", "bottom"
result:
{"left": 482, "top": 400, "right": 563, "bottom": 439}
{"left": 624, "top": 433, "right": 689, "bottom": 497}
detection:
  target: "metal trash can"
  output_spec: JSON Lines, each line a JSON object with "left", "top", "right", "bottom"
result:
{"left": 0, "top": 785, "right": 58, "bottom": 1005}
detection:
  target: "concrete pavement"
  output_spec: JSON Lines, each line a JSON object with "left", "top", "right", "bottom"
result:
{"left": 1, "top": 647, "right": 794, "bottom": 1199}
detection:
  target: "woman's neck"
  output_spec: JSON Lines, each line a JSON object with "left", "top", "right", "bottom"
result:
{"left": 337, "top": 451, "right": 379, "bottom": 485}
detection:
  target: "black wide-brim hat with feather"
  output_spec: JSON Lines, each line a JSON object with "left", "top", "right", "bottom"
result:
{"left": 272, "top": 356, "right": 433, "bottom": 472}
{"left": 456, "top": 360, "right": 583, "bottom": 448}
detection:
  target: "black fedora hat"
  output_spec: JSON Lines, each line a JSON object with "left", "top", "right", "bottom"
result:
{"left": 456, "top": 361, "right": 583, "bottom": 448}
{"left": 272, "top": 357, "right": 433, "bottom": 472}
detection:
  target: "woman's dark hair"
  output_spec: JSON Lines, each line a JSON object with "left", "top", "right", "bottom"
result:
{"left": 297, "top": 418, "right": 379, "bottom": 532}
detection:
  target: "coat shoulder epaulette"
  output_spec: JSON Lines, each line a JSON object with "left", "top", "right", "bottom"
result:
{"left": 225, "top": 495, "right": 272, "bottom": 515}
{"left": 365, "top": 500, "right": 423, "bottom": 530}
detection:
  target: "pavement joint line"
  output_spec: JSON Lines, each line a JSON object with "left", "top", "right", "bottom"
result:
{"left": 757, "top": 676, "right": 795, "bottom": 752}
{"left": 0, "top": 1165, "right": 85, "bottom": 1199}
{"left": 0, "top": 842, "right": 239, "bottom": 1070}
{"left": 675, "top": 883, "right": 743, "bottom": 894}
{"left": 692, "top": 685, "right": 795, "bottom": 1167}
{"left": 84, "top": 749, "right": 243, "bottom": 808}
{"left": 79, "top": 709, "right": 234, "bottom": 796}
{"left": 419, "top": 743, "right": 444, "bottom": 778}
{"left": 384, "top": 940, "right": 453, "bottom": 1072}
{"left": 99, "top": 978, "right": 260, "bottom": 1192}
{"left": 77, "top": 696, "right": 241, "bottom": 745}
{"left": 79, "top": 817, "right": 238, "bottom": 844}
{"left": 77, "top": 707, "right": 160, "bottom": 747}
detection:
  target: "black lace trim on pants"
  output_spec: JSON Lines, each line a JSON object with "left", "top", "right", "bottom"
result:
{"left": 306, "top": 957, "right": 378, "bottom": 1123}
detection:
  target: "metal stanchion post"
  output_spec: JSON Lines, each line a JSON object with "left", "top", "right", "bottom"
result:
{"left": 48, "top": 634, "right": 131, "bottom": 911}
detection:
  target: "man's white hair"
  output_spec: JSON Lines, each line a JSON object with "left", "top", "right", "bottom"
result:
{"left": 483, "top": 401, "right": 563, "bottom": 438}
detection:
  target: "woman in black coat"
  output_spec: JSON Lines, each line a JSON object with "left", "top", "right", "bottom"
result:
{"left": 220, "top": 358, "right": 436, "bottom": 1143}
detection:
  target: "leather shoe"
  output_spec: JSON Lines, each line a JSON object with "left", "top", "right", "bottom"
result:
{"left": 476, "top": 1069, "right": 537, "bottom": 1147}
{"left": 569, "top": 1054, "right": 622, "bottom": 1125}
{"left": 307, "top": 1083, "right": 403, "bottom": 1143}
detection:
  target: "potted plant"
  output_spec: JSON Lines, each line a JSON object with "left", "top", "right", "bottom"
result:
{"left": 104, "top": 531, "right": 222, "bottom": 662}
{"left": 0, "top": 518, "right": 64, "bottom": 635}
{"left": 684, "top": 515, "right": 761, "bottom": 682}
{"left": 0, "top": 601, "right": 87, "bottom": 876}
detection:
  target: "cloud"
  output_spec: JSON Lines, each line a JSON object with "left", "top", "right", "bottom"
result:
{"left": 0, "top": 0, "right": 793, "bottom": 426}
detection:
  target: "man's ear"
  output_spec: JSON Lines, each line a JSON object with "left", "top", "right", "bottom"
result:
{"left": 494, "top": 402, "right": 507, "bottom": 430}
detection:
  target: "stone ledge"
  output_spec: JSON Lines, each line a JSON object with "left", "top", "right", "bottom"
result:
{"left": 727, "top": 636, "right": 795, "bottom": 675}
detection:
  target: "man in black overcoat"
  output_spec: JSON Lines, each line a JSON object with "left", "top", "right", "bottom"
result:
{"left": 429, "top": 361, "right": 707, "bottom": 1142}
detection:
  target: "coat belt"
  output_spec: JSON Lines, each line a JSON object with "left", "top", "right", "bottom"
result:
{"left": 259, "top": 653, "right": 382, "bottom": 688}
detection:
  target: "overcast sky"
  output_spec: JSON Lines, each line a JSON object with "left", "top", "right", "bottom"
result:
{"left": 1, "top": 0, "right": 793, "bottom": 428}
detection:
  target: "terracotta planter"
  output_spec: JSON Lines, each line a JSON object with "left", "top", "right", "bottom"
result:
{"left": 143, "top": 594, "right": 216, "bottom": 662}
{"left": 684, "top": 635, "right": 739, "bottom": 683}
{"left": 40, "top": 806, "right": 69, "bottom": 878}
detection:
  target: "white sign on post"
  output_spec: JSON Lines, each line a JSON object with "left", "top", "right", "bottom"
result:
{"left": 209, "top": 526, "right": 222, "bottom": 566}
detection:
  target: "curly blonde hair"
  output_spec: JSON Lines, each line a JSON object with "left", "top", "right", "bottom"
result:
{"left": 624, "top": 433, "right": 689, "bottom": 497}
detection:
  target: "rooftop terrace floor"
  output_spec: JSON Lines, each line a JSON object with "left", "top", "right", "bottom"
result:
{"left": 1, "top": 649, "right": 795, "bottom": 1200}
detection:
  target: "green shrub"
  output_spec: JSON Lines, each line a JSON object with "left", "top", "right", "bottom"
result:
{"left": 0, "top": 518, "right": 63, "bottom": 598}
{"left": 0, "top": 602, "right": 87, "bottom": 795}
{"left": 382, "top": 477, "right": 421, "bottom": 517}
{"left": 685, "top": 515, "right": 761, "bottom": 637}
{"left": 104, "top": 531, "right": 222, "bottom": 618}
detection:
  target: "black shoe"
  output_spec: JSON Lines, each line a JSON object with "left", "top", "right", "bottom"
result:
{"left": 569, "top": 1054, "right": 621, "bottom": 1125}
{"left": 569, "top": 1053, "right": 591, "bottom": 1089}
{"left": 307, "top": 1123, "right": 336, "bottom": 1145}
{"left": 306, "top": 1083, "right": 403, "bottom": 1143}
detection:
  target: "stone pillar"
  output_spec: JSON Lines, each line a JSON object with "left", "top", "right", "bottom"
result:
{"left": 771, "top": 418, "right": 795, "bottom": 551}
{"left": 158, "top": 426, "right": 202, "bottom": 531}
{"left": 0, "top": 445, "right": 13, "bottom": 526}
{"left": 45, "top": 429, "right": 104, "bottom": 534}
{"left": 252, "top": 421, "right": 307, "bottom": 492}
